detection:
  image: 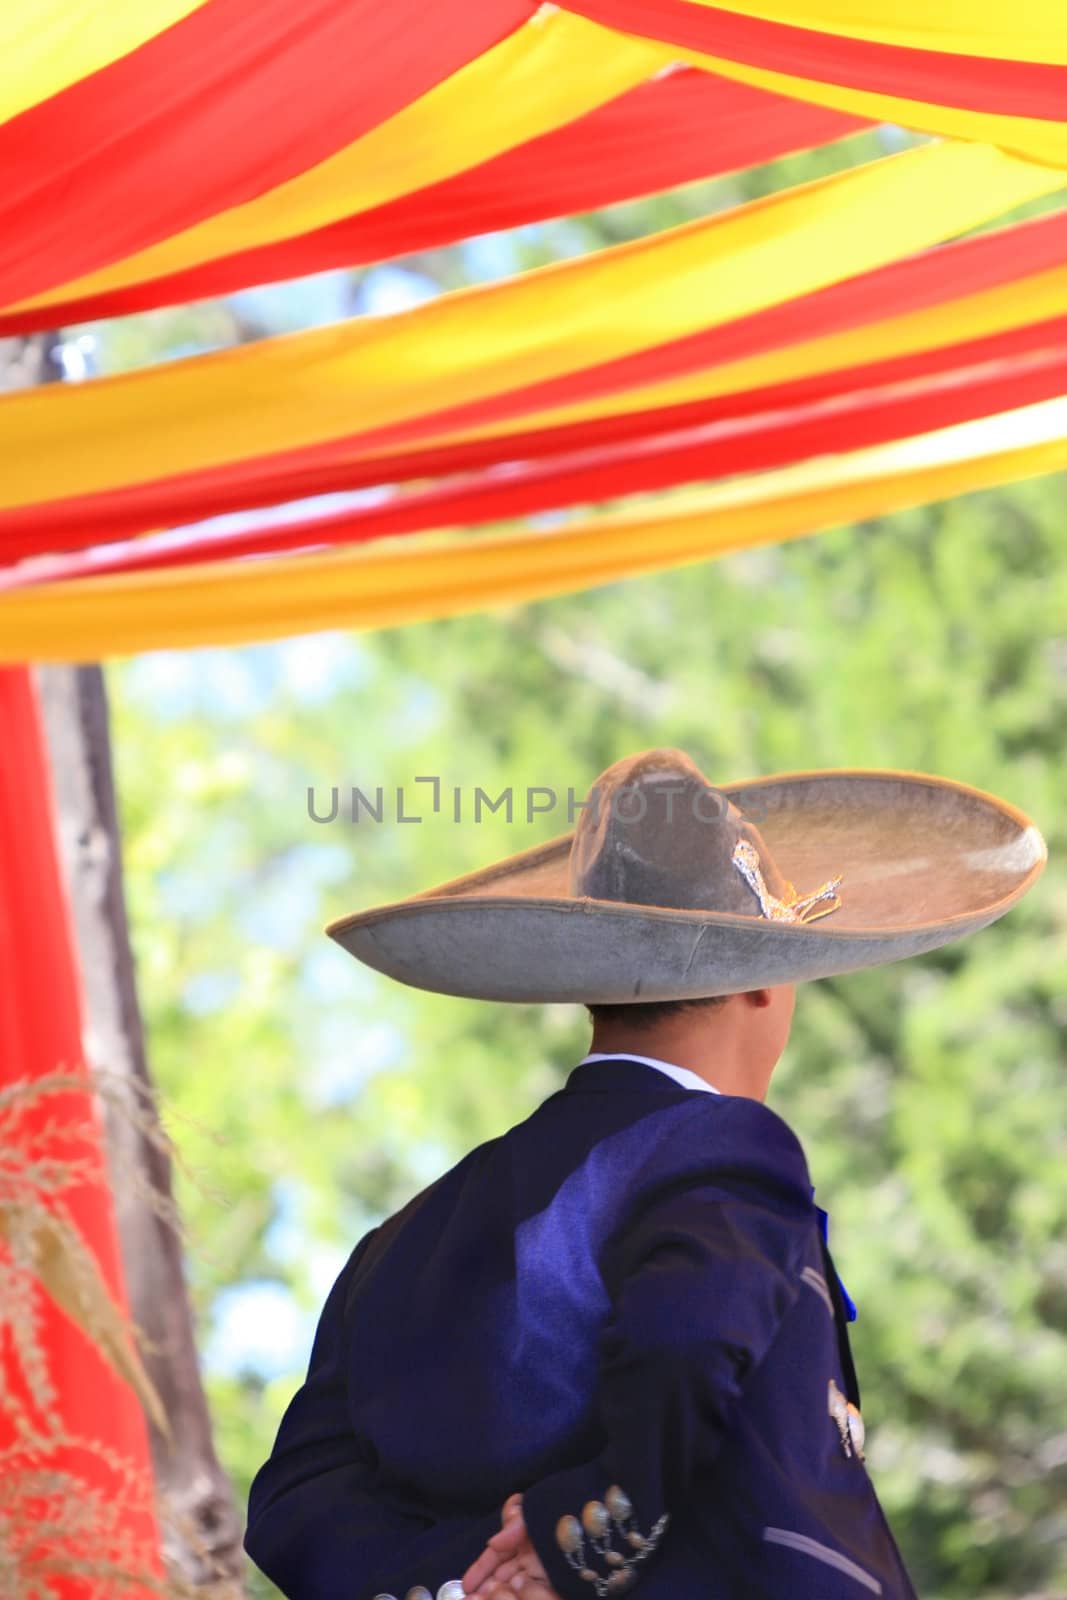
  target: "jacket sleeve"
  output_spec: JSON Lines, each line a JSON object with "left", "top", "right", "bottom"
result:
{"left": 521, "top": 1098, "right": 811, "bottom": 1599}
{"left": 244, "top": 1229, "right": 498, "bottom": 1600}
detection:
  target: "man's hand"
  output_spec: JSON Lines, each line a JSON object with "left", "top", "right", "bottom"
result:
{"left": 461, "top": 1494, "right": 563, "bottom": 1599}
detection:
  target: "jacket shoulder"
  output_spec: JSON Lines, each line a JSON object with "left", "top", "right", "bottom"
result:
{"left": 594, "top": 1094, "right": 815, "bottom": 1304}
{"left": 611, "top": 1092, "right": 815, "bottom": 1231}
{"left": 716, "top": 1093, "right": 812, "bottom": 1186}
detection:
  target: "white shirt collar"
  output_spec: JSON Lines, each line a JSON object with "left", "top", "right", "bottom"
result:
{"left": 577, "top": 1052, "right": 720, "bottom": 1095}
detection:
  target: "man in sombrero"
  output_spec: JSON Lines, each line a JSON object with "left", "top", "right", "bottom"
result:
{"left": 244, "top": 749, "right": 1045, "bottom": 1600}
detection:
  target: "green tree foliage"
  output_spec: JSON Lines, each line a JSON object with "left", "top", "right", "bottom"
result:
{"left": 96, "top": 126, "right": 1066, "bottom": 1598}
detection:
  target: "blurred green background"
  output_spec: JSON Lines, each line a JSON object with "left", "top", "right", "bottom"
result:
{"left": 84, "top": 120, "right": 1067, "bottom": 1599}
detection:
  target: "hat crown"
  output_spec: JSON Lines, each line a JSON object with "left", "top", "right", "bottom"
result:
{"left": 567, "top": 748, "right": 789, "bottom": 917}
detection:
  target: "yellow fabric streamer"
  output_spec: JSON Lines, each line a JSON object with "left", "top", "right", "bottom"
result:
{"left": 404, "top": 261, "right": 1067, "bottom": 452}
{"left": 0, "top": 0, "right": 208, "bottom": 127}
{"left": 1, "top": 141, "right": 1062, "bottom": 511}
{"left": 13, "top": 10, "right": 670, "bottom": 318}
{"left": 2, "top": 397, "right": 1066, "bottom": 661}
{"left": 673, "top": 0, "right": 1067, "bottom": 62}
{"left": 671, "top": 42, "right": 1067, "bottom": 167}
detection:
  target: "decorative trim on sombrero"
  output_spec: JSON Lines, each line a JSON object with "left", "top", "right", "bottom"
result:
{"left": 731, "top": 839, "right": 844, "bottom": 925}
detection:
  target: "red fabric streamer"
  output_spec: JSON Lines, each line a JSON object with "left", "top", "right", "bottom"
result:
{"left": 0, "top": 0, "right": 532, "bottom": 311}
{"left": 12, "top": 338, "right": 1067, "bottom": 588}
{"left": 0, "top": 667, "right": 161, "bottom": 1596}
{"left": 559, "top": 0, "right": 1067, "bottom": 119}
{"left": 0, "top": 74, "right": 864, "bottom": 335}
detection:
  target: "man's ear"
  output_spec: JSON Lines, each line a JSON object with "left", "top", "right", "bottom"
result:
{"left": 742, "top": 987, "right": 774, "bottom": 1009}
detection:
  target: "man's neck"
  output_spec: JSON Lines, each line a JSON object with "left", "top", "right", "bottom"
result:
{"left": 587, "top": 1023, "right": 769, "bottom": 1101}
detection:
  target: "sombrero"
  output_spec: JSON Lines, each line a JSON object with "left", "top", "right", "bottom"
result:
{"left": 326, "top": 749, "right": 1046, "bottom": 1004}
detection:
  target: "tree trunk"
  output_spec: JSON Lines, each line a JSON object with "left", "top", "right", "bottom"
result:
{"left": 36, "top": 662, "right": 247, "bottom": 1587}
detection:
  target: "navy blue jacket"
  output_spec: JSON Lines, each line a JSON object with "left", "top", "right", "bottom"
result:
{"left": 245, "top": 1056, "right": 918, "bottom": 1600}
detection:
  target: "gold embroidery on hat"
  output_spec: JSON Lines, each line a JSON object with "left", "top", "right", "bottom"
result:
{"left": 732, "top": 839, "right": 843, "bottom": 924}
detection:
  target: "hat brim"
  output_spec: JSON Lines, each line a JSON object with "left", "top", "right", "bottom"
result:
{"left": 325, "top": 770, "right": 1046, "bottom": 1003}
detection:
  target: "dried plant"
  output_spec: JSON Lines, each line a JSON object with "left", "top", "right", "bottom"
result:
{"left": 0, "top": 1072, "right": 167, "bottom": 1435}
{"left": 0, "top": 1070, "right": 242, "bottom": 1599}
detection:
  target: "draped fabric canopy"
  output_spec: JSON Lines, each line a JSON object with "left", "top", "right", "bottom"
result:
{"left": 2, "top": 0, "right": 1067, "bottom": 659}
